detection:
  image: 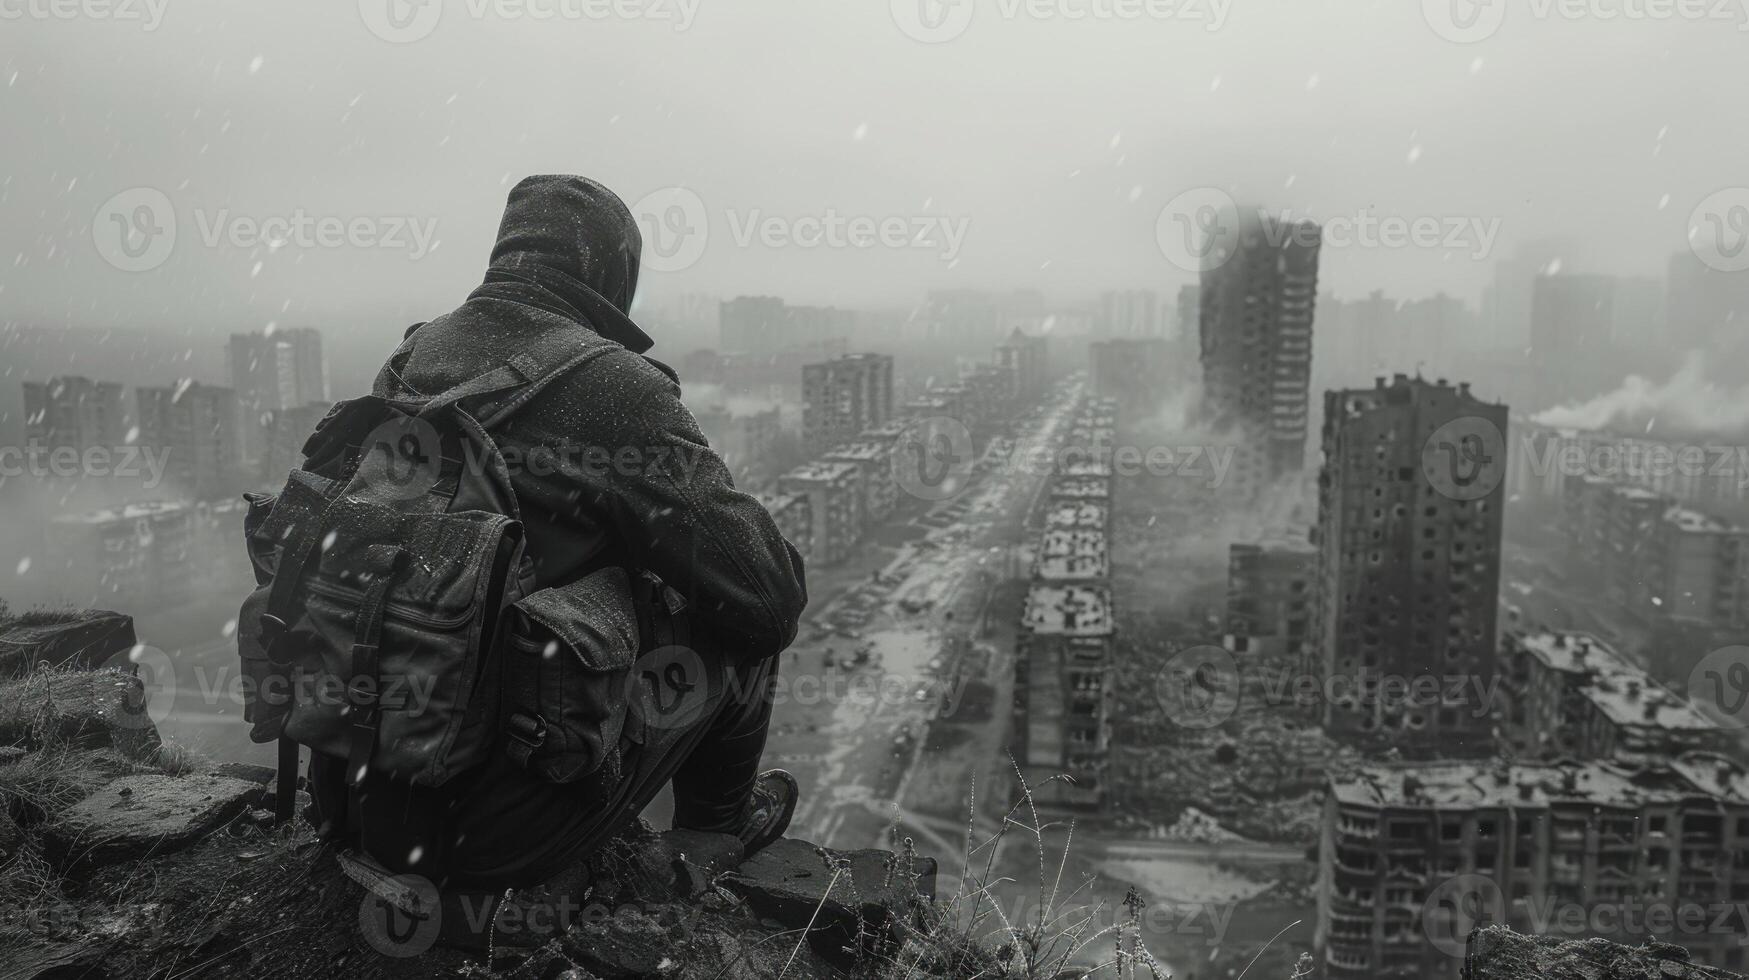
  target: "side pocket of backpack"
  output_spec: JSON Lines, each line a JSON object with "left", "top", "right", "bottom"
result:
{"left": 500, "top": 567, "right": 641, "bottom": 785}
{"left": 237, "top": 491, "right": 287, "bottom": 743}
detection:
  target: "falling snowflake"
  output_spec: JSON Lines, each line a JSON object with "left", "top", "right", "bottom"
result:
{"left": 852, "top": 122, "right": 869, "bottom": 141}
{"left": 14, "top": 557, "right": 30, "bottom": 576}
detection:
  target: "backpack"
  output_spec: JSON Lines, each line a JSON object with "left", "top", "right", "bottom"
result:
{"left": 234, "top": 326, "right": 673, "bottom": 826}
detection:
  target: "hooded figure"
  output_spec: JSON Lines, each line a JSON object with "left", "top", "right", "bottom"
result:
{"left": 317, "top": 176, "right": 806, "bottom": 901}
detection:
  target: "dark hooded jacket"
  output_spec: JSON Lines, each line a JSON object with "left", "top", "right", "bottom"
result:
{"left": 377, "top": 175, "right": 807, "bottom": 660}
{"left": 336, "top": 176, "right": 807, "bottom": 887}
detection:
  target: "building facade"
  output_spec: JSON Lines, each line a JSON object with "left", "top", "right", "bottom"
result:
{"left": 228, "top": 327, "right": 327, "bottom": 465}
{"left": 822, "top": 441, "right": 898, "bottom": 524}
{"left": 802, "top": 353, "right": 895, "bottom": 454}
{"left": 1227, "top": 536, "right": 1317, "bottom": 660}
{"left": 135, "top": 381, "right": 240, "bottom": 499}
{"left": 1318, "top": 757, "right": 1749, "bottom": 979}
{"left": 1500, "top": 630, "right": 1724, "bottom": 764}
{"left": 777, "top": 460, "right": 863, "bottom": 566}
{"left": 1312, "top": 375, "right": 1509, "bottom": 753}
{"left": 23, "top": 376, "right": 128, "bottom": 456}
{"left": 1199, "top": 209, "right": 1320, "bottom": 491}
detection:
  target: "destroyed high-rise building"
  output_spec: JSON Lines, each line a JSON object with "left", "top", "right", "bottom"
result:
{"left": 1198, "top": 209, "right": 1320, "bottom": 497}
{"left": 1312, "top": 375, "right": 1508, "bottom": 754}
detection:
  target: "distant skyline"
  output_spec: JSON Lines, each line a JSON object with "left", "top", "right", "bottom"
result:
{"left": 1, "top": 1, "right": 1744, "bottom": 339}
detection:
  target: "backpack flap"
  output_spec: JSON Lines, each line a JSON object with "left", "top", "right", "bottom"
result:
{"left": 276, "top": 497, "right": 523, "bottom": 787}
{"left": 500, "top": 567, "right": 640, "bottom": 786}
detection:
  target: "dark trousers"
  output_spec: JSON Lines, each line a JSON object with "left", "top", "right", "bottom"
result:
{"left": 312, "top": 651, "right": 778, "bottom": 892}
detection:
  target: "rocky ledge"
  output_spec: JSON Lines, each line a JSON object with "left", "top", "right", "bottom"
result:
{"left": 0, "top": 611, "right": 953, "bottom": 980}
{"left": 1465, "top": 926, "right": 1749, "bottom": 979}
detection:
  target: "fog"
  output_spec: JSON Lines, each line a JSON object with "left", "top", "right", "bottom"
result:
{"left": 2, "top": 0, "right": 1744, "bottom": 343}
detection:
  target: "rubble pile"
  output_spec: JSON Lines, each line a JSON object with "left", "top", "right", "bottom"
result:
{"left": 1109, "top": 611, "right": 1358, "bottom": 845}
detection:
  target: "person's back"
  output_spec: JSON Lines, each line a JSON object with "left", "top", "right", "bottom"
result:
{"left": 300, "top": 175, "right": 808, "bottom": 902}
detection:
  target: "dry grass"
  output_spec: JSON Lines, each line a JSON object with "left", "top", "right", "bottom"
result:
{"left": 851, "top": 759, "right": 1167, "bottom": 980}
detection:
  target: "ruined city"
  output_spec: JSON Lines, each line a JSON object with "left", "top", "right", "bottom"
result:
{"left": 3, "top": 4, "right": 1749, "bottom": 979}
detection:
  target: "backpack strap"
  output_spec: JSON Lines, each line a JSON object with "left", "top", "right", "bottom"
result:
{"left": 345, "top": 545, "right": 407, "bottom": 790}
{"left": 415, "top": 331, "right": 619, "bottom": 430}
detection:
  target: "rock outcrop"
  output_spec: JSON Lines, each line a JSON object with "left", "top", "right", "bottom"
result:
{"left": 1465, "top": 926, "right": 1749, "bottom": 980}
{"left": 0, "top": 610, "right": 137, "bottom": 678}
{"left": 0, "top": 608, "right": 949, "bottom": 980}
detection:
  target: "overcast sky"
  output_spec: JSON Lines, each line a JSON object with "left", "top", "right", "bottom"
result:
{"left": 1, "top": 0, "right": 1743, "bottom": 337}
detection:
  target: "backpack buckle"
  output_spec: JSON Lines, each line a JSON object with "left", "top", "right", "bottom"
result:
{"left": 506, "top": 712, "right": 548, "bottom": 750}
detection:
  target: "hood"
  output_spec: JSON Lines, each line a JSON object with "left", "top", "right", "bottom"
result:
{"left": 473, "top": 175, "right": 654, "bottom": 353}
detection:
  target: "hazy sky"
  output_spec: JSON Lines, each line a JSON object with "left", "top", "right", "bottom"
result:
{"left": 2, "top": 0, "right": 1744, "bottom": 337}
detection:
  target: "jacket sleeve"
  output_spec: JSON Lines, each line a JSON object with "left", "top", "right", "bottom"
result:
{"left": 525, "top": 350, "right": 808, "bottom": 661}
